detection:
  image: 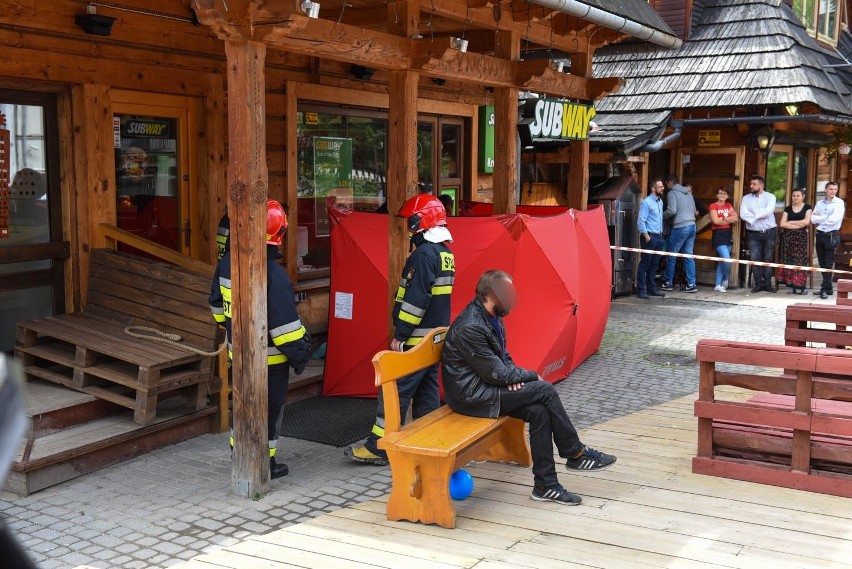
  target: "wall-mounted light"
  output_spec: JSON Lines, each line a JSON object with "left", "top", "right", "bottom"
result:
{"left": 551, "top": 60, "right": 565, "bottom": 73}
{"left": 349, "top": 65, "right": 375, "bottom": 81}
{"left": 300, "top": 0, "right": 321, "bottom": 18}
{"left": 75, "top": 3, "right": 116, "bottom": 36}
{"left": 451, "top": 37, "right": 469, "bottom": 53}
{"left": 751, "top": 124, "right": 775, "bottom": 156}
{"left": 785, "top": 104, "right": 799, "bottom": 116}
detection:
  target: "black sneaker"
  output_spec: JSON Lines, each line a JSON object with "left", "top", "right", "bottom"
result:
{"left": 565, "top": 446, "right": 617, "bottom": 471}
{"left": 530, "top": 484, "right": 582, "bottom": 505}
{"left": 659, "top": 282, "right": 674, "bottom": 291}
{"left": 683, "top": 284, "right": 698, "bottom": 293}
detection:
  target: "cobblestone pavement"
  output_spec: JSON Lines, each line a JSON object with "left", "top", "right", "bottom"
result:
{"left": 0, "top": 291, "right": 805, "bottom": 568}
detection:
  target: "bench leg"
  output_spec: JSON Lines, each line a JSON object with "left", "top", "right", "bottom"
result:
{"left": 386, "top": 452, "right": 457, "bottom": 529}
{"left": 190, "top": 381, "right": 208, "bottom": 411}
{"left": 134, "top": 368, "right": 160, "bottom": 425}
{"left": 15, "top": 326, "right": 37, "bottom": 367}
{"left": 475, "top": 417, "right": 532, "bottom": 467}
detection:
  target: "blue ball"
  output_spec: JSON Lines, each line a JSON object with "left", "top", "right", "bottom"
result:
{"left": 449, "top": 469, "right": 474, "bottom": 500}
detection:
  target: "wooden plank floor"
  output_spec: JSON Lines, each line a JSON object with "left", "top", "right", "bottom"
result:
{"left": 177, "top": 392, "right": 852, "bottom": 569}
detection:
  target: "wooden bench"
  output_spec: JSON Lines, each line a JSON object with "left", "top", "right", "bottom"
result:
{"left": 837, "top": 279, "right": 852, "bottom": 307}
{"left": 15, "top": 248, "right": 223, "bottom": 426}
{"left": 693, "top": 339, "right": 852, "bottom": 498}
{"left": 785, "top": 302, "right": 852, "bottom": 351}
{"left": 376, "top": 327, "right": 532, "bottom": 528}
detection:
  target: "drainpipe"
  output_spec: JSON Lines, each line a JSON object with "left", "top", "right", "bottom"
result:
{"left": 527, "top": 0, "right": 682, "bottom": 49}
{"left": 639, "top": 125, "right": 682, "bottom": 152}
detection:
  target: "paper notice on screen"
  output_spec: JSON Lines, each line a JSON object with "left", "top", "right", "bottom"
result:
{"left": 334, "top": 292, "right": 353, "bottom": 320}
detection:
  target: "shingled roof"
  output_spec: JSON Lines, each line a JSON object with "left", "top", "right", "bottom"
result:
{"left": 591, "top": 0, "right": 852, "bottom": 149}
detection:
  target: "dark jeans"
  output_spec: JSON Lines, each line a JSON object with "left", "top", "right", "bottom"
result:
{"left": 365, "top": 363, "right": 440, "bottom": 456}
{"left": 748, "top": 228, "right": 776, "bottom": 288}
{"left": 637, "top": 234, "right": 665, "bottom": 293}
{"left": 498, "top": 380, "right": 583, "bottom": 488}
{"left": 816, "top": 230, "right": 840, "bottom": 292}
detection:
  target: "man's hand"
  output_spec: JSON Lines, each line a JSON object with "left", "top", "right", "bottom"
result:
{"left": 390, "top": 339, "right": 404, "bottom": 352}
{"left": 508, "top": 382, "right": 524, "bottom": 391}
{"left": 642, "top": 233, "right": 650, "bottom": 243}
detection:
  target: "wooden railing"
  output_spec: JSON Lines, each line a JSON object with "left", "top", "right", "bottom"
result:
{"left": 98, "top": 223, "right": 214, "bottom": 277}
{"left": 96, "top": 223, "right": 228, "bottom": 433}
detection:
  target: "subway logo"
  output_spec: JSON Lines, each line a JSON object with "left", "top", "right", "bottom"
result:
{"left": 525, "top": 99, "right": 597, "bottom": 140}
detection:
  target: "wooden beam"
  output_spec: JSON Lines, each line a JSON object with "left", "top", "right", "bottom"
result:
{"left": 566, "top": 46, "right": 594, "bottom": 210}
{"left": 263, "top": 14, "right": 413, "bottom": 69}
{"left": 388, "top": 0, "right": 420, "bottom": 37}
{"left": 493, "top": 86, "right": 518, "bottom": 214}
{"left": 225, "top": 39, "right": 270, "bottom": 499}
{"left": 387, "top": 70, "right": 419, "bottom": 338}
{"left": 285, "top": 81, "right": 299, "bottom": 284}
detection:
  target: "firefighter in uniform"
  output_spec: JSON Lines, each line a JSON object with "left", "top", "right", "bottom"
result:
{"left": 209, "top": 199, "right": 311, "bottom": 479}
{"left": 345, "top": 194, "right": 455, "bottom": 465}
{"left": 216, "top": 208, "right": 230, "bottom": 261}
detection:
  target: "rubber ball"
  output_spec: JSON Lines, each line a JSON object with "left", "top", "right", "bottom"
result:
{"left": 449, "top": 468, "right": 474, "bottom": 500}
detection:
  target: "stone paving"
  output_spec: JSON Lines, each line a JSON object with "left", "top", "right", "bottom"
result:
{"left": 0, "top": 289, "right": 817, "bottom": 568}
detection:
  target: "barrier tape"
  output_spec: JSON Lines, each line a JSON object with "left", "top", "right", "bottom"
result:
{"left": 610, "top": 245, "right": 852, "bottom": 276}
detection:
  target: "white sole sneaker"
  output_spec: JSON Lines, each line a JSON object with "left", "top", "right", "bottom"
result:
{"left": 714, "top": 285, "right": 726, "bottom": 293}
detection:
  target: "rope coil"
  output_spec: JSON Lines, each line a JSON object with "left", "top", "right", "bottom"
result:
{"left": 124, "top": 326, "right": 226, "bottom": 357}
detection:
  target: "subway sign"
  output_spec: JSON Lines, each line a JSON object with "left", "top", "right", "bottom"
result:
{"left": 121, "top": 119, "right": 171, "bottom": 138}
{"left": 523, "top": 98, "right": 597, "bottom": 140}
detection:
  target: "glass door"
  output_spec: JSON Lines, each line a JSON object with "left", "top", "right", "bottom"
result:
{"left": 112, "top": 92, "right": 194, "bottom": 256}
{"left": 0, "top": 90, "right": 65, "bottom": 352}
{"left": 416, "top": 117, "right": 465, "bottom": 215}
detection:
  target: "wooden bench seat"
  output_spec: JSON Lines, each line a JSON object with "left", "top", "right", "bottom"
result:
{"left": 16, "top": 249, "right": 223, "bottom": 426}
{"left": 376, "top": 327, "right": 531, "bottom": 529}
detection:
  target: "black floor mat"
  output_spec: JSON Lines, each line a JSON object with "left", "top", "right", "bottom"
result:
{"left": 280, "top": 396, "right": 376, "bottom": 447}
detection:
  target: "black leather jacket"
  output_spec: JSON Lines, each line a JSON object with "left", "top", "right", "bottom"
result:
{"left": 441, "top": 299, "right": 538, "bottom": 418}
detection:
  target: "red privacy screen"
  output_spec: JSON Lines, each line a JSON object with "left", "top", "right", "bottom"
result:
{"left": 322, "top": 207, "right": 612, "bottom": 398}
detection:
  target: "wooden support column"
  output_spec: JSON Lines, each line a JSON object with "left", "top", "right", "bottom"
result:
{"left": 492, "top": 31, "right": 519, "bottom": 215}
{"left": 71, "top": 84, "right": 114, "bottom": 309}
{"left": 567, "top": 53, "right": 592, "bottom": 210}
{"left": 225, "top": 40, "right": 270, "bottom": 498}
{"left": 285, "top": 81, "right": 299, "bottom": 284}
{"left": 387, "top": 70, "right": 419, "bottom": 335}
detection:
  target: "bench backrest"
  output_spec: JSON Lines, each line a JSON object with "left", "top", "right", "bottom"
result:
{"left": 786, "top": 303, "right": 852, "bottom": 350}
{"left": 86, "top": 248, "right": 221, "bottom": 350}
{"left": 372, "top": 327, "right": 448, "bottom": 435}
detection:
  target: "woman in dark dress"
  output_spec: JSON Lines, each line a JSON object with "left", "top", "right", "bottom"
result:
{"left": 777, "top": 188, "right": 812, "bottom": 294}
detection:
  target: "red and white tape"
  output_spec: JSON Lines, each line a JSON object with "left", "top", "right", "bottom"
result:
{"left": 610, "top": 245, "right": 852, "bottom": 276}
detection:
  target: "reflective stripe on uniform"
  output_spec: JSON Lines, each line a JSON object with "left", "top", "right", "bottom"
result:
{"left": 431, "top": 285, "right": 452, "bottom": 295}
{"left": 219, "top": 276, "right": 231, "bottom": 289}
{"left": 400, "top": 301, "right": 426, "bottom": 318}
{"left": 210, "top": 304, "right": 225, "bottom": 323}
{"left": 404, "top": 336, "right": 424, "bottom": 346}
{"left": 269, "top": 439, "right": 277, "bottom": 457}
{"left": 371, "top": 424, "right": 385, "bottom": 437}
{"left": 398, "top": 310, "right": 422, "bottom": 325}
{"left": 433, "top": 276, "right": 454, "bottom": 286}
{"left": 228, "top": 345, "right": 290, "bottom": 365}
{"left": 270, "top": 319, "right": 307, "bottom": 346}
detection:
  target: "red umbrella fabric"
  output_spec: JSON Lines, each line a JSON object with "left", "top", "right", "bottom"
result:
{"left": 322, "top": 209, "right": 611, "bottom": 397}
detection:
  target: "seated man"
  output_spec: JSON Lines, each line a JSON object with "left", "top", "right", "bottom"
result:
{"left": 441, "top": 270, "right": 616, "bottom": 505}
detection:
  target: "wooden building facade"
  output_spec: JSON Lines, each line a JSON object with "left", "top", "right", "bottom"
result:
{"left": 589, "top": 0, "right": 852, "bottom": 288}
{"left": 0, "top": 0, "right": 679, "bottom": 495}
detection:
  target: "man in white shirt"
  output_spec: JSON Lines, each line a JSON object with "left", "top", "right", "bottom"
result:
{"left": 739, "top": 175, "right": 778, "bottom": 293}
{"left": 811, "top": 181, "right": 845, "bottom": 299}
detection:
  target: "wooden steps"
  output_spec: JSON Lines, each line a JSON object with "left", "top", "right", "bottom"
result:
{"left": 4, "top": 379, "right": 215, "bottom": 497}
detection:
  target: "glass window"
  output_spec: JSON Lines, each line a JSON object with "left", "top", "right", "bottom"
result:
{"left": 793, "top": 0, "right": 816, "bottom": 30}
{"left": 114, "top": 115, "right": 181, "bottom": 251}
{"left": 441, "top": 123, "right": 461, "bottom": 179}
{"left": 766, "top": 149, "right": 791, "bottom": 208}
{"left": 1, "top": 103, "right": 49, "bottom": 246}
{"left": 417, "top": 121, "right": 435, "bottom": 193}
{"left": 817, "top": 0, "right": 839, "bottom": 42}
{"left": 296, "top": 110, "right": 387, "bottom": 273}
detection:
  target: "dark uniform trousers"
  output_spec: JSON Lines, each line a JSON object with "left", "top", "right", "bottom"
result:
{"left": 816, "top": 230, "right": 840, "bottom": 293}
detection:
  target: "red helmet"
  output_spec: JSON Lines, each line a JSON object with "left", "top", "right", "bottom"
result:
{"left": 398, "top": 194, "right": 447, "bottom": 234}
{"left": 266, "top": 199, "right": 288, "bottom": 245}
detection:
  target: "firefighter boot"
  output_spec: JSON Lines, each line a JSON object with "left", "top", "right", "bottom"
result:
{"left": 270, "top": 456, "right": 289, "bottom": 479}
{"left": 344, "top": 436, "right": 389, "bottom": 466}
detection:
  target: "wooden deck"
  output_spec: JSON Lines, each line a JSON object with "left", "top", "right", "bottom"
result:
{"left": 178, "top": 392, "right": 852, "bottom": 569}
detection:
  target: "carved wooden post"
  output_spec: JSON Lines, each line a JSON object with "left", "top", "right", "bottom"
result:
{"left": 225, "top": 39, "right": 270, "bottom": 498}
{"left": 567, "top": 53, "right": 591, "bottom": 211}
{"left": 387, "top": 71, "right": 419, "bottom": 337}
{"left": 493, "top": 31, "right": 519, "bottom": 215}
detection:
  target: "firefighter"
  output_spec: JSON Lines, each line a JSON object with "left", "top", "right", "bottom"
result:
{"left": 216, "top": 207, "right": 230, "bottom": 261}
{"left": 209, "top": 199, "right": 310, "bottom": 479}
{"left": 345, "top": 194, "right": 455, "bottom": 465}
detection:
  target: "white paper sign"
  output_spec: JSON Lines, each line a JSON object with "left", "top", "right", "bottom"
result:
{"left": 334, "top": 291, "right": 353, "bottom": 320}
{"left": 113, "top": 117, "right": 121, "bottom": 148}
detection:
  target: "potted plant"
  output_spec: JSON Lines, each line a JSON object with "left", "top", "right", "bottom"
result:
{"left": 826, "top": 125, "right": 852, "bottom": 156}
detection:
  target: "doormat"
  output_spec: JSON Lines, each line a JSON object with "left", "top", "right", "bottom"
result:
{"left": 280, "top": 396, "right": 375, "bottom": 447}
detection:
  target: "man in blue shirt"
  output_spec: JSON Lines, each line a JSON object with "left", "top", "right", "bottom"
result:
{"left": 636, "top": 178, "right": 666, "bottom": 299}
